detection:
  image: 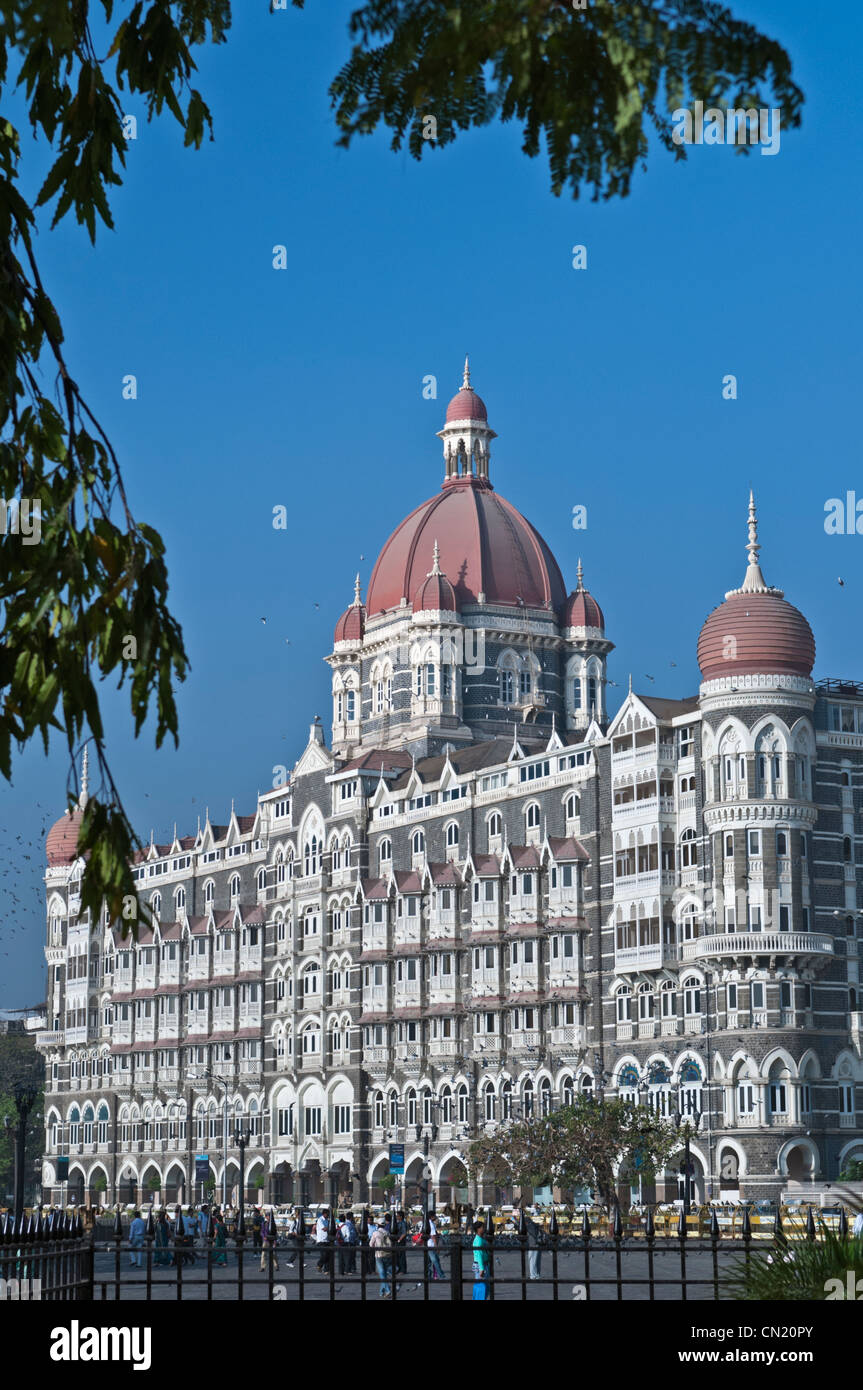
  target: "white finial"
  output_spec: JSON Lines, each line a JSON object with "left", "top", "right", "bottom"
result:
{"left": 462, "top": 355, "right": 471, "bottom": 390}
{"left": 353, "top": 573, "right": 362, "bottom": 605}
{"left": 78, "top": 745, "right": 89, "bottom": 810}
{"left": 628, "top": 673, "right": 633, "bottom": 695}
{"left": 726, "top": 491, "right": 782, "bottom": 599}
{"left": 428, "top": 539, "right": 442, "bottom": 576}
{"left": 576, "top": 557, "right": 584, "bottom": 591}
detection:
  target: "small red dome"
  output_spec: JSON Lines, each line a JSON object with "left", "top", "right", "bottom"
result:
{"left": 697, "top": 592, "right": 815, "bottom": 680}
{"left": 445, "top": 387, "right": 487, "bottom": 423}
{"left": 334, "top": 602, "right": 365, "bottom": 646}
{"left": 563, "top": 584, "right": 604, "bottom": 631}
{"left": 46, "top": 809, "right": 83, "bottom": 866}
{"left": 413, "top": 563, "right": 459, "bottom": 615}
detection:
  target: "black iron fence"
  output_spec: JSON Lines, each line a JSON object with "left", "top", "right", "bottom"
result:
{"left": 0, "top": 1202, "right": 845, "bottom": 1301}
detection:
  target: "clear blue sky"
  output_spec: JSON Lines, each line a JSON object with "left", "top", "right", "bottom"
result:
{"left": 2, "top": 0, "right": 861, "bottom": 1007}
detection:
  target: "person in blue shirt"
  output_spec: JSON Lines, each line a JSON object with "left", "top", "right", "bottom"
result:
{"left": 471, "top": 1219, "right": 489, "bottom": 1301}
{"left": 129, "top": 1210, "right": 146, "bottom": 1267}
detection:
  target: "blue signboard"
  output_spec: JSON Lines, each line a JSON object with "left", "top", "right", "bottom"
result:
{"left": 388, "top": 1143, "right": 405, "bottom": 1174}
{"left": 195, "top": 1154, "right": 210, "bottom": 1183}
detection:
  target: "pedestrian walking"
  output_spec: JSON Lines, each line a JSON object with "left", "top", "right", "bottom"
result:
{"left": 853, "top": 1209, "right": 863, "bottom": 1239}
{"left": 314, "top": 1209, "right": 331, "bottom": 1272}
{"left": 129, "top": 1210, "right": 146, "bottom": 1267}
{"left": 471, "top": 1219, "right": 489, "bottom": 1301}
{"left": 370, "top": 1216, "right": 393, "bottom": 1298}
{"left": 284, "top": 1209, "right": 300, "bottom": 1268}
{"left": 426, "top": 1214, "right": 444, "bottom": 1282}
{"left": 339, "top": 1212, "right": 358, "bottom": 1275}
{"left": 153, "top": 1210, "right": 171, "bottom": 1267}
{"left": 212, "top": 1208, "right": 228, "bottom": 1266}
{"left": 260, "top": 1211, "right": 279, "bottom": 1272}
{"left": 526, "top": 1214, "right": 543, "bottom": 1281}
{"left": 393, "top": 1209, "right": 408, "bottom": 1277}
{"left": 198, "top": 1204, "right": 210, "bottom": 1248}
{"left": 252, "top": 1205, "right": 264, "bottom": 1253}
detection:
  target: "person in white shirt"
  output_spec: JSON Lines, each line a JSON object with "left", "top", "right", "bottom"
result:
{"left": 852, "top": 1209, "right": 863, "bottom": 1239}
{"left": 427, "top": 1215, "right": 444, "bottom": 1281}
{"left": 314, "top": 1210, "right": 331, "bottom": 1273}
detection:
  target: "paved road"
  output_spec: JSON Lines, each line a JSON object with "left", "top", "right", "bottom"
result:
{"left": 90, "top": 1243, "right": 742, "bottom": 1301}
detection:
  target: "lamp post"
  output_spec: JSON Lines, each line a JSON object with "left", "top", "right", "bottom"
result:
{"left": 189, "top": 1070, "right": 230, "bottom": 1207}
{"left": 674, "top": 1105, "right": 702, "bottom": 1216}
{"left": 11, "top": 1081, "right": 39, "bottom": 1219}
{"left": 234, "top": 1121, "right": 252, "bottom": 1234}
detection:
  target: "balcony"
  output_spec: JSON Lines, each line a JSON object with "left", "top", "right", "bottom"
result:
{"left": 363, "top": 1046, "right": 390, "bottom": 1068}
{"left": 682, "top": 932, "right": 834, "bottom": 963}
{"left": 548, "top": 1026, "right": 586, "bottom": 1052}
{"left": 428, "top": 1039, "right": 459, "bottom": 1058}
{"left": 614, "top": 942, "right": 679, "bottom": 973}
{"left": 35, "top": 1030, "right": 64, "bottom": 1048}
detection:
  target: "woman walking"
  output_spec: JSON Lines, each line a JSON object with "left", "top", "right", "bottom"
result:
{"left": 154, "top": 1210, "right": 171, "bottom": 1267}
{"left": 471, "top": 1219, "right": 489, "bottom": 1301}
{"left": 369, "top": 1216, "right": 393, "bottom": 1299}
{"left": 212, "top": 1208, "right": 228, "bottom": 1266}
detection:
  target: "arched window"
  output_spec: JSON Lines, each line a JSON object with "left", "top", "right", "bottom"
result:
{"left": 204, "top": 879, "right": 215, "bottom": 905}
{"left": 561, "top": 1075, "right": 574, "bottom": 1108}
{"left": 304, "top": 835, "right": 320, "bottom": 876}
{"left": 483, "top": 1083, "right": 496, "bottom": 1122}
{"left": 680, "top": 829, "right": 698, "bottom": 868}
{"left": 301, "top": 1023, "right": 320, "bottom": 1054}
{"left": 572, "top": 675, "right": 583, "bottom": 710}
{"left": 388, "top": 1091, "right": 398, "bottom": 1128}
{"left": 487, "top": 812, "right": 502, "bottom": 843}
{"left": 440, "top": 1086, "right": 453, "bottom": 1124}
{"left": 229, "top": 874, "right": 240, "bottom": 901}
{"left": 446, "top": 822, "right": 459, "bottom": 850}
{"left": 378, "top": 839, "right": 392, "bottom": 871}
{"left": 500, "top": 669, "right": 515, "bottom": 705}
{"left": 539, "top": 1078, "right": 552, "bottom": 1116}
{"left": 683, "top": 976, "right": 702, "bottom": 1015}
{"left": 174, "top": 886, "right": 186, "bottom": 916}
{"left": 501, "top": 1080, "right": 513, "bottom": 1120}
{"left": 69, "top": 1106, "right": 80, "bottom": 1145}
{"left": 82, "top": 1104, "right": 94, "bottom": 1145}
{"left": 525, "top": 802, "right": 541, "bottom": 831}
{"left": 457, "top": 1084, "right": 469, "bottom": 1125}
{"left": 421, "top": 1087, "right": 433, "bottom": 1126}
{"left": 411, "top": 830, "right": 425, "bottom": 858}
{"left": 256, "top": 867, "right": 266, "bottom": 893}
{"left": 564, "top": 793, "right": 579, "bottom": 822}
{"left": 373, "top": 1091, "right": 385, "bottom": 1128}
{"left": 616, "top": 986, "right": 631, "bottom": 1022}
{"left": 406, "top": 1088, "right": 418, "bottom": 1127}
{"left": 97, "top": 1103, "right": 109, "bottom": 1144}
{"left": 522, "top": 1079, "right": 534, "bottom": 1118}
{"left": 150, "top": 892, "right": 161, "bottom": 918}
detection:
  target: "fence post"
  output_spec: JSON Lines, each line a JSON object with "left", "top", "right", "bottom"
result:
{"left": 580, "top": 1207, "right": 592, "bottom": 1302}
{"left": 518, "top": 1206, "right": 528, "bottom": 1299}
{"left": 485, "top": 1206, "right": 495, "bottom": 1301}
{"left": 295, "top": 1206, "right": 305, "bottom": 1302}
{"left": 677, "top": 1204, "right": 687, "bottom": 1303}
{"left": 548, "top": 1206, "right": 559, "bottom": 1302}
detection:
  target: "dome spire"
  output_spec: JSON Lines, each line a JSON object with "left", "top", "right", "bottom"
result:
{"left": 576, "top": 557, "right": 584, "bottom": 591}
{"left": 462, "top": 355, "right": 471, "bottom": 390}
{"left": 353, "top": 572, "right": 362, "bottom": 605}
{"left": 428, "top": 539, "right": 441, "bottom": 576}
{"left": 78, "top": 745, "right": 89, "bottom": 811}
{"left": 725, "top": 491, "right": 783, "bottom": 599}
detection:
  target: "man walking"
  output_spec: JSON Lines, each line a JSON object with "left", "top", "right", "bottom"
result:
{"left": 314, "top": 1208, "right": 331, "bottom": 1272}
{"left": 393, "top": 1209, "right": 408, "bottom": 1278}
{"left": 426, "top": 1214, "right": 444, "bottom": 1282}
{"left": 339, "top": 1212, "right": 358, "bottom": 1275}
{"left": 129, "top": 1210, "right": 146, "bottom": 1268}
{"left": 370, "top": 1216, "right": 393, "bottom": 1299}
{"left": 526, "top": 1214, "right": 543, "bottom": 1281}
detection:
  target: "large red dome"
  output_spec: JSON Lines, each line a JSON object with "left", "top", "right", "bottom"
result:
{"left": 46, "top": 809, "right": 83, "bottom": 866}
{"left": 365, "top": 476, "right": 567, "bottom": 617}
{"left": 697, "top": 592, "right": 815, "bottom": 680}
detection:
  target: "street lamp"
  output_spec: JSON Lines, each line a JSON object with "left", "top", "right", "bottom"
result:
{"left": 11, "top": 1081, "right": 39, "bottom": 1219}
{"left": 189, "top": 1070, "right": 230, "bottom": 1207}
{"left": 674, "top": 1105, "right": 702, "bottom": 1216}
{"left": 234, "top": 1121, "right": 252, "bottom": 1235}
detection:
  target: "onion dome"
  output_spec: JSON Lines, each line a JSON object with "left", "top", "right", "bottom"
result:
{"left": 412, "top": 540, "right": 459, "bottom": 615}
{"left": 562, "top": 559, "right": 605, "bottom": 632}
{"left": 333, "top": 574, "right": 366, "bottom": 646}
{"left": 367, "top": 362, "right": 565, "bottom": 615}
{"left": 445, "top": 357, "right": 488, "bottom": 423}
{"left": 46, "top": 749, "right": 88, "bottom": 867}
{"left": 697, "top": 493, "right": 815, "bottom": 680}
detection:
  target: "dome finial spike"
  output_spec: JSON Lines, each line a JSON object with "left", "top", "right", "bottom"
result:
{"left": 78, "top": 744, "right": 89, "bottom": 810}
{"left": 353, "top": 572, "right": 361, "bottom": 605}
{"left": 429, "top": 539, "right": 442, "bottom": 577}
{"left": 462, "top": 355, "right": 471, "bottom": 390}
{"left": 740, "top": 489, "right": 769, "bottom": 594}
{"left": 576, "top": 557, "right": 584, "bottom": 591}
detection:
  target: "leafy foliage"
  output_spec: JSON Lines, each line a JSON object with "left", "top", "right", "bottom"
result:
{"left": 0, "top": 3, "right": 231, "bottom": 929}
{"left": 468, "top": 1095, "right": 680, "bottom": 1207}
{"left": 723, "top": 1226, "right": 863, "bottom": 1301}
{"left": 298, "top": 0, "right": 804, "bottom": 200}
